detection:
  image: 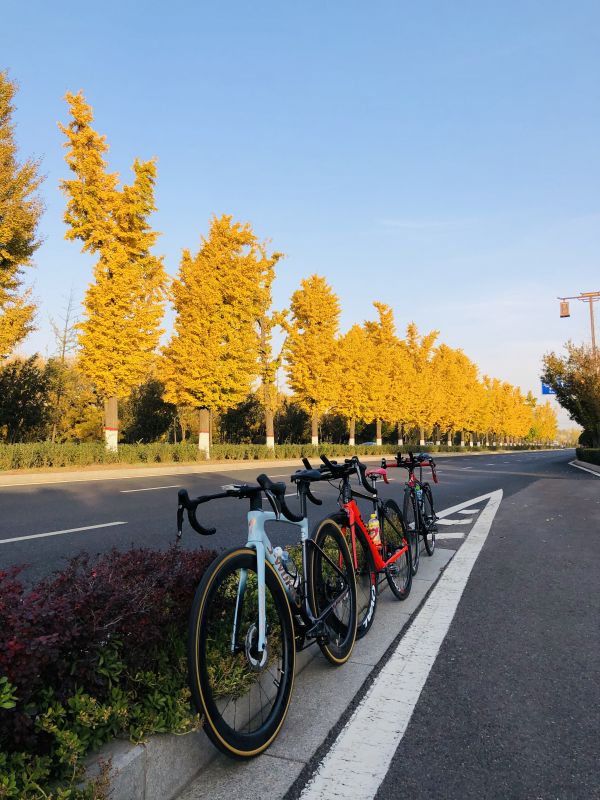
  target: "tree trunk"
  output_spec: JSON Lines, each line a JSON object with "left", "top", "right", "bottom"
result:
{"left": 265, "top": 407, "right": 275, "bottom": 449}
{"left": 397, "top": 422, "right": 403, "bottom": 448}
{"left": 435, "top": 425, "right": 441, "bottom": 446}
{"left": 348, "top": 417, "right": 355, "bottom": 447}
{"left": 311, "top": 412, "right": 319, "bottom": 446}
{"left": 198, "top": 408, "right": 210, "bottom": 457}
{"left": 104, "top": 396, "right": 118, "bottom": 452}
{"left": 419, "top": 426, "right": 425, "bottom": 446}
{"left": 447, "top": 429, "right": 452, "bottom": 446}
{"left": 460, "top": 430, "right": 465, "bottom": 447}
{"left": 376, "top": 418, "right": 382, "bottom": 446}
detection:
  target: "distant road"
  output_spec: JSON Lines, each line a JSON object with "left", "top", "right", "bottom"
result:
{"left": 0, "top": 449, "right": 575, "bottom": 584}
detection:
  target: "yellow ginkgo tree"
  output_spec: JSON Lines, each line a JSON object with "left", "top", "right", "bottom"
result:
{"left": 402, "top": 323, "right": 439, "bottom": 445}
{"left": 59, "top": 91, "right": 166, "bottom": 450}
{"left": 364, "top": 302, "right": 400, "bottom": 446}
{"left": 161, "top": 215, "right": 280, "bottom": 455}
{"left": 335, "top": 324, "right": 373, "bottom": 445}
{"left": 285, "top": 274, "right": 341, "bottom": 445}
{"left": 0, "top": 71, "right": 43, "bottom": 358}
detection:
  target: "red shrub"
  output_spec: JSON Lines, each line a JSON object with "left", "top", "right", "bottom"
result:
{"left": 0, "top": 545, "right": 216, "bottom": 752}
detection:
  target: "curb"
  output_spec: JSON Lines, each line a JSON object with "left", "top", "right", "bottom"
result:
{"left": 84, "top": 643, "right": 321, "bottom": 800}
{"left": 84, "top": 553, "right": 457, "bottom": 800}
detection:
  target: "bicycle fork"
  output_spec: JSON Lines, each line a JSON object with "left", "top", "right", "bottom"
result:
{"left": 231, "top": 540, "right": 268, "bottom": 655}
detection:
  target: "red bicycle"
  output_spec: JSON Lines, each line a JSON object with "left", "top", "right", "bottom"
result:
{"left": 382, "top": 452, "right": 439, "bottom": 575}
{"left": 305, "top": 455, "right": 412, "bottom": 639}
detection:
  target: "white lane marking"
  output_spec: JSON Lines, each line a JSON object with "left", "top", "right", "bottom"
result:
{"left": 436, "top": 518, "right": 469, "bottom": 526}
{"left": 0, "top": 521, "right": 128, "bottom": 545}
{"left": 120, "top": 484, "right": 180, "bottom": 493}
{"left": 435, "top": 532, "right": 466, "bottom": 540}
{"left": 568, "top": 460, "right": 600, "bottom": 478}
{"left": 457, "top": 510, "right": 477, "bottom": 515}
{"left": 299, "top": 489, "right": 503, "bottom": 800}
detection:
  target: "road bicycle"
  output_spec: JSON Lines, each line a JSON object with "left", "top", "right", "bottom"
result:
{"left": 304, "top": 454, "right": 412, "bottom": 640}
{"left": 382, "top": 452, "right": 439, "bottom": 575}
{"left": 176, "top": 469, "right": 357, "bottom": 758}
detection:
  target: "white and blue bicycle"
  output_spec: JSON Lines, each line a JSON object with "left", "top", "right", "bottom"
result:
{"left": 176, "top": 468, "right": 357, "bottom": 758}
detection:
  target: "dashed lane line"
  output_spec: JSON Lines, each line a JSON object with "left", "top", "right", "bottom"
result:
{"left": 120, "top": 484, "right": 180, "bottom": 493}
{"left": 0, "top": 521, "right": 128, "bottom": 545}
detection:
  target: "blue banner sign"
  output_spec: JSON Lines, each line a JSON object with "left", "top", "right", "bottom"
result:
{"left": 541, "top": 381, "right": 556, "bottom": 395}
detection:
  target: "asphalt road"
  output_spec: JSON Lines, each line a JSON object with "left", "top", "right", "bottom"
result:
{"left": 282, "top": 448, "right": 600, "bottom": 800}
{"left": 0, "top": 450, "right": 572, "bottom": 584}
{"left": 3, "top": 448, "right": 599, "bottom": 799}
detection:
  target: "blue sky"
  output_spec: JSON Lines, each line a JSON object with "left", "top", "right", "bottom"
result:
{"left": 4, "top": 0, "right": 600, "bottom": 425}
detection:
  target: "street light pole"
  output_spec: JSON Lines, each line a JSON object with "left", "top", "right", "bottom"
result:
{"left": 557, "top": 290, "right": 600, "bottom": 356}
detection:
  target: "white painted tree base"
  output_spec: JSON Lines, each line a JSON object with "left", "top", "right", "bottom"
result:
{"left": 266, "top": 435, "right": 275, "bottom": 449}
{"left": 198, "top": 430, "right": 210, "bottom": 458}
{"left": 104, "top": 429, "right": 118, "bottom": 452}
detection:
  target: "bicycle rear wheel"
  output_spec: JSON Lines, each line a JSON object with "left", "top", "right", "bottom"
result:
{"left": 422, "top": 483, "right": 437, "bottom": 556}
{"left": 381, "top": 499, "right": 412, "bottom": 600}
{"left": 402, "top": 488, "right": 420, "bottom": 575}
{"left": 308, "top": 518, "right": 357, "bottom": 664}
{"left": 188, "top": 547, "right": 295, "bottom": 758}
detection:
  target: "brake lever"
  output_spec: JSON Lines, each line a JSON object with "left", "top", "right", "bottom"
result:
{"left": 306, "top": 486, "right": 322, "bottom": 506}
{"left": 264, "top": 489, "right": 280, "bottom": 518}
{"left": 176, "top": 503, "right": 184, "bottom": 540}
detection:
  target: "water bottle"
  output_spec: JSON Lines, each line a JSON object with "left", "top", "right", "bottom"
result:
{"left": 415, "top": 486, "right": 423, "bottom": 509}
{"left": 367, "top": 513, "right": 381, "bottom": 547}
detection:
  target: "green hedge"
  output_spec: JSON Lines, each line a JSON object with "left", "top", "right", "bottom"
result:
{"left": 0, "top": 441, "right": 552, "bottom": 471}
{"left": 576, "top": 447, "right": 600, "bottom": 466}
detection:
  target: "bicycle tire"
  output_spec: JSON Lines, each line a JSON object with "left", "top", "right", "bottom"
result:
{"left": 402, "top": 488, "right": 420, "bottom": 575}
{"left": 422, "top": 483, "right": 437, "bottom": 556}
{"left": 188, "top": 547, "right": 295, "bottom": 759}
{"left": 331, "top": 512, "right": 378, "bottom": 640}
{"left": 308, "top": 518, "right": 358, "bottom": 664}
{"left": 381, "top": 499, "right": 412, "bottom": 600}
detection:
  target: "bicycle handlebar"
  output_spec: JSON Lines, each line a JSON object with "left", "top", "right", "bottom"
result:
{"left": 319, "top": 454, "right": 376, "bottom": 495}
{"left": 256, "top": 473, "right": 305, "bottom": 523}
{"left": 382, "top": 452, "right": 438, "bottom": 483}
{"left": 176, "top": 467, "right": 328, "bottom": 538}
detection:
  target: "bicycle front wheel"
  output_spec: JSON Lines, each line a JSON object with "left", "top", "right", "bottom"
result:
{"left": 308, "top": 519, "right": 357, "bottom": 664}
{"left": 402, "top": 488, "right": 420, "bottom": 575}
{"left": 188, "top": 547, "right": 295, "bottom": 758}
{"left": 422, "top": 484, "right": 437, "bottom": 556}
{"left": 382, "top": 499, "right": 412, "bottom": 600}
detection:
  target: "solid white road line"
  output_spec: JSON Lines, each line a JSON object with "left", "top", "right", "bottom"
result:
{"left": 299, "top": 489, "right": 503, "bottom": 800}
{"left": 120, "top": 484, "right": 181, "bottom": 493}
{"left": 0, "top": 521, "right": 128, "bottom": 546}
{"left": 436, "top": 518, "right": 469, "bottom": 526}
{"left": 435, "top": 532, "right": 466, "bottom": 540}
{"left": 568, "top": 460, "right": 600, "bottom": 478}
{"left": 457, "top": 510, "right": 477, "bottom": 515}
